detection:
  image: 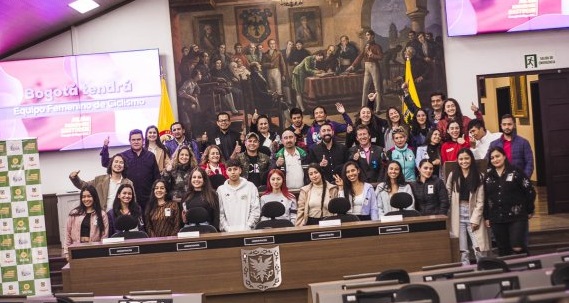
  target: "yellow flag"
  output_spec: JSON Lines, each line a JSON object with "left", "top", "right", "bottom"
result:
{"left": 158, "top": 77, "right": 175, "bottom": 142}
{"left": 403, "top": 58, "right": 421, "bottom": 124}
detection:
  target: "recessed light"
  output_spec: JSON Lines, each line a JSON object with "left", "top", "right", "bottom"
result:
{"left": 68, "top": 0, "right": 100, "bottom": 14}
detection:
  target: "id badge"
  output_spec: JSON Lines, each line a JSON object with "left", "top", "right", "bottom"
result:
{"left": 165, "top": 208, "right": 171, "bottom": 217}
{"left": 427, "top": 185, "right": 434, "bottom": 194}
{"left": 506, "top": 173, "right": 514, "bottom": 182}
{"left": 360, "top": 151, "right": 367, "bottom": 159}
{"left": 215, "top": 137, "right": 221, "bottom": 145}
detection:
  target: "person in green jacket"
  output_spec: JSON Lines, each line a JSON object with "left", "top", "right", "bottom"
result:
{"left": 291, "top": 50, "right": 325, "bottom": 112}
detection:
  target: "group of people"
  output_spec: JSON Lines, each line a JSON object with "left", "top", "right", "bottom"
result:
{"left": 64, "top": 83, "right": 536, "bottom": 264}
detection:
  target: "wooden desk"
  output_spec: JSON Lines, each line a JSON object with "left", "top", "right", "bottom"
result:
{"left": 64, "top": 216, "right": 452, "bottom": 303}
{"left": 303, "top": 73, "right": 363, "bottom": 110}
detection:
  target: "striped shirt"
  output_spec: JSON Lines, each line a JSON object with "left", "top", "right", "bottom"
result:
{"left": 147, "top": 201, "right": 181, "bottom": 237}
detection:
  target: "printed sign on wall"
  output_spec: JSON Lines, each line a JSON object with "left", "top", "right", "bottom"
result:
{"left": 0, "top": 138, "right": 51, "bottom": 296}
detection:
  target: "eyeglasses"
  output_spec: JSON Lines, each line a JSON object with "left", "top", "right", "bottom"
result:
{"left": 218, "top": 119, "right": 229, "bottom": 123}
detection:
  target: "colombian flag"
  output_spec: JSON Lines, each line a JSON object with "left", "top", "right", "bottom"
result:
{"left": 402, "top": 57, "right": 421, "bottom": 124}
{"left": 157, "top": 77, "right": 175, "bottom": 142}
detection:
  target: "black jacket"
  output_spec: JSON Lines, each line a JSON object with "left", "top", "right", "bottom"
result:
{"left": 348, "top": 145, "right": 385, "bottom": 183}
{"left": 202, "top": 128, "right": 242, "bottom": 161}
{"left": 410, "top": 176, "right": 449, "bottom": 215}
{"left": 483, "top": 165, "right": 536, "bottom": 223}
{"left": 308, "top": 141, "right": 348, "bottom": 183}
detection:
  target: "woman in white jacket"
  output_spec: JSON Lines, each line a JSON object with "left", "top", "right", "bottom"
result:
{"left": 216, "top": 159, "right": 260, "bottom": 232}
{"left": 375, "top": 161, "right": 415, "bottom": 217}
{"left": 334, "top": 161, "right": 378, "bottom": 220}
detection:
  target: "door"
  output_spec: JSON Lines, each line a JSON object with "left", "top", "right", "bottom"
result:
{"left": 538, "top": 72, "right": 569, "bottom": 213}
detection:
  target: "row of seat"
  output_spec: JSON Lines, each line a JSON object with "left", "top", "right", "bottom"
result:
{"left": 309, "top": 250, "right": 569, "bottom": 303}
{"left": 111, "top": 194, "right": 417, "bottom": 238}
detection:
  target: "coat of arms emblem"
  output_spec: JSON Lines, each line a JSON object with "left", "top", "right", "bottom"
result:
{"left": 241, "top": 246, "right": 282, "bottom": 291}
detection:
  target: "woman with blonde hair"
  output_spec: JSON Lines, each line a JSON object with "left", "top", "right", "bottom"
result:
{"left": 200, "top": 145, "right": 228, "bottom": 179}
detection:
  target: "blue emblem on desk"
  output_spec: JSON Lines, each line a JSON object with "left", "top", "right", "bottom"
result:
{"left": 241, "top": 246, "right": 282, "bottom": 291}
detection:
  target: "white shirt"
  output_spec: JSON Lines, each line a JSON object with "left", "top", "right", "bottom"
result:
{"left": 284, "top": 149, "right": 304, "bottom": 189}
{"left": 471, "top": 130, "right": 502, "bottom": 160}
{"left": 107, "top": 177, "right": 123, "bottom": 212}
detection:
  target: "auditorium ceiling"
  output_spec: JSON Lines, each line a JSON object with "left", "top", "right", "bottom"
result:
{"left": 0, "top": 0, "right": 134, "bottom": 59}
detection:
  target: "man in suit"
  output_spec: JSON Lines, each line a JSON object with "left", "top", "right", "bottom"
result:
{"left": 348, "top": 125, "right": 384, "bottom": 183}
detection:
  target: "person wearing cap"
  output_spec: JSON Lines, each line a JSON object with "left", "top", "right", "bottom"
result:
{"left": 232, "top": 132, "right": 270, "bottom": 188}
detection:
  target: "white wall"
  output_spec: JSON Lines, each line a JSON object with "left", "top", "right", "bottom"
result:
{"left": 6, "top": 0, "right": 175, "bottom": 195}
{"left": 443, "top": 29, "right": 569, "bottom": 110}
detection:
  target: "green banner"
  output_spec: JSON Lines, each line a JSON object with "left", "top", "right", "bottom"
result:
{"left": 0, "top": 139, "right": 51, "bottom": 296}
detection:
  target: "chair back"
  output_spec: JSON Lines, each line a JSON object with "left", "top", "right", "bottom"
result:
{"left": 477, "top": 257, "right": 510, "bottom": 272}
{"left": 255, "top": 202, "right": 294, "bottom": 229}
{"left": 550, "top": 262, "right": 569, "bottom": 288}
{"left": 390, "top": 192, "right": 413, "bottom": 210}
{"left": 261, "top": 201, "right": 285, "bottom": 219}
{"left": 394, "top": 284, "right": 440, "bottom": 303}
{"left": 186, "top": 207, "right": 211, "bottom": 225}
{"left": 376, "top": 269, "right": 410, "bottom": 284}
{"left": 324, "top": 197, "right": 360, "bottom": 222}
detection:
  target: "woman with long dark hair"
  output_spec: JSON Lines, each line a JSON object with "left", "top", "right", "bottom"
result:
{"left": 182, "top": 167, "right": 220, "bottom": 230}
{"left": 447, "top": 148, "right": 490, "bottom": 264}
{"left": 260, "top": 169, "right": 297, "bottom": 224}
{"left": 64, "top": 185, "right": 108, "bottom": 260}
{"left": 345, "top": 105, "right": 388, "bottom": 148}
{"left": 145, "top": 125, "right": 171, "bottom": 172}
{"left": 162, "top": 145, "right": 197, "bottom": 202}
{"left": 107, "top": 184, "right": 144, "bottom": 236}
{"left": 410, "top": 159, "right": 449, "bottom": 216}
{"left": 334, "top": 161, "right": 378, "bottom": 220}
{"left": 415, "top": 128, "right": 442, "bottom": 177}
{"left": 409, "top": 108, "right": 434, "bottom": 148}
{"left": 484, "top": 147, "right": 536, "bottom": 256}
{"left": 437, "top": 98, "right": 482, "bottom": 141}
{"left": 296, "top": 163, "right": 339, "bottom": 226}
{"left": 375, "top": 161, "right": 415, "bottom": 217}
{"left": 441, "top": 120, "right": 470, "bottom": 164}
{"left": 145, "top": 179, "right": 181, "bottom": 237}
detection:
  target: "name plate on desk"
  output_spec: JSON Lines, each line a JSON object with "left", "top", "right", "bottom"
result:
{"left": 311, "top": 230, "right": 342, "bottom": 240}
{"left": 244, "top": 236, "right": 275, "bottom": 246}
{"left": 109, "top": 246, "right": 140, "bottom": 256}
{"left": 177, "top": 241, "right": 207, "bottom": 251}
{"left": 378, "top": 225, "right": 409, "bottom": 234}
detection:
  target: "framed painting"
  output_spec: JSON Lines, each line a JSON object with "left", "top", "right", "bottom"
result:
{"left": 289, "top": 6, "right": 322, "bottom": 47}
{"left": 193, "top": 14, "right": 225, "bottom": 52}
{"left": 509, "top": 75, "right": 529, "bottom": 118}
{"left": 234, "top": 4, "right": 278, "bottom": 48}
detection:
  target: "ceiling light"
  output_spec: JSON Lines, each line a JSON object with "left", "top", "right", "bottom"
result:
{"left": 68, "top": 0, "right": 100, "bottom": 14}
